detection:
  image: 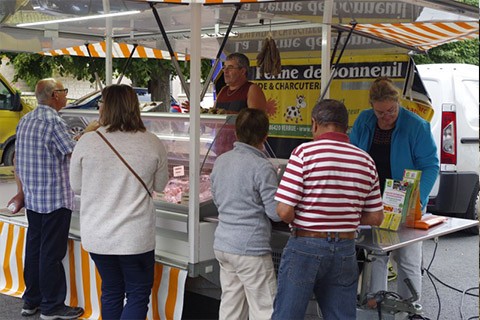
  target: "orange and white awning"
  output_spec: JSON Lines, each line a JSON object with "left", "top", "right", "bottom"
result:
{"left": 39, "top": 41, "right": 187, "bottom": 60}
{"left": 342, "top": 21, "right": 479, "bottom": 52}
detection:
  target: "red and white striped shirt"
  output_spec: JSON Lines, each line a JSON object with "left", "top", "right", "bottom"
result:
{"left": 275, "top": 132, "right": 383, "bottom": 232}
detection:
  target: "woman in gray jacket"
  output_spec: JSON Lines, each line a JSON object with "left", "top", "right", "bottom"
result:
{"left": 211, "top": 108, "right": 281, "bottom": 320}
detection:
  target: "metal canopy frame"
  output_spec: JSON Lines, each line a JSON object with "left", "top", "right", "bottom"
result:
{"left": 150, "top": 2, "right": 191, "bottom": 100}
{"left": 0, "top": 0, "right": 478, "bottom": 269}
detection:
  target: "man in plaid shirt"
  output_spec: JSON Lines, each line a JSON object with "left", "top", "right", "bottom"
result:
{"left": 13, "top": 78, "right": 84, "bottom": 320}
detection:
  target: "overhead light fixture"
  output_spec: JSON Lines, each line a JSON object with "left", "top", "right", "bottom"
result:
{"left": 17, "top": 10, "right": 141, "bottom": 27}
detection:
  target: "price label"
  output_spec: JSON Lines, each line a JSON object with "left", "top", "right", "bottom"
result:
{"left": 173, "top": 165, "right": 185, "bottom": 177}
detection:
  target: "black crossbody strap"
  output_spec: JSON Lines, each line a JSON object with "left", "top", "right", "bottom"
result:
{"left": 96, "top": 131, "right": 152, "bottom": 198}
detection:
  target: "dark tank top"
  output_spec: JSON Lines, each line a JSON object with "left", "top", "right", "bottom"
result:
{"left": 215, "top": 82, "right": 252, "bottom": 113}
{"left": 369, "top": 125, "right": 394, "bottom": 194}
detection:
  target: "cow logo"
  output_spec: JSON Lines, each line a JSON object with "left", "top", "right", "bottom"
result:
{"left": 284, "top": 95, "right": 307, "bottom": 123}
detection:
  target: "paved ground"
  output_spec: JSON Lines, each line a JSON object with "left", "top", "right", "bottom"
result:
{"left": 412, "top": 231, "right": 479, "bottom": 320}
{"left": 1, "top": 231, "right": 477, "bottom": 320}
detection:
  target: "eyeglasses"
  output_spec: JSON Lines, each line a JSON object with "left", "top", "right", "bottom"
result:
{"left": 373, "top": 105, "right": 398, "bottom": 118}
{"left": 53, "top": 88, "right": 68, "bottom": 94}
{"left": 222, "top": 65, "right": 242, "bottom": 71}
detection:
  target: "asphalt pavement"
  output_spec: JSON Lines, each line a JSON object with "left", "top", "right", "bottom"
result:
{"left": 0, "top": 231, "right": 478, "bottom": 320}
{"left": 413, "top": 231, "right": 479, "bottom": 320}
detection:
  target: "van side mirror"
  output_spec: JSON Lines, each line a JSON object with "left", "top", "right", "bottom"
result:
{"left": 11, "top": 92, "right": 22, "bottom": 111}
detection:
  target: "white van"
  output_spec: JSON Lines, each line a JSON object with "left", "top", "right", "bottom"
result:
{"left": 417, "top": 64, "right": 479, "bottom": 234}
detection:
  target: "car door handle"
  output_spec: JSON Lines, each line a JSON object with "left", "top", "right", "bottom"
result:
{"left": 460, "top": 137, "right": 480, "bottom": 144}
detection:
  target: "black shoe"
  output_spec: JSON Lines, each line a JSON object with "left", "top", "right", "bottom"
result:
{"left": 21, "top": 302, "right": 39, "bottom": 317}
{"left": 40, "top": 306, "right": 84, "bottom": 320}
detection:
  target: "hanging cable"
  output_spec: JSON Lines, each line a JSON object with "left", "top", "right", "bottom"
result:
{"left": 425, "top": 269, "right": 442, "bottom": 320}
{"left": 460, "top": 287, "right": 479, "bottom": 320}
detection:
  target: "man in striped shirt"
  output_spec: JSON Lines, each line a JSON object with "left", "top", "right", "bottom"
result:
{"left": 272, "top": 99, "right": 384, "bottom": 320}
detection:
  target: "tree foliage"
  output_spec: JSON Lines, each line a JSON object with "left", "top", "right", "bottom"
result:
{"left": 0, "top": 52, "right": 111, "bottom": 89}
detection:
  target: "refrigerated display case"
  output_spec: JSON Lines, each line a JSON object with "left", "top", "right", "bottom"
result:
{"left": 60, "top": 109, "right": 287, "bottom": 297}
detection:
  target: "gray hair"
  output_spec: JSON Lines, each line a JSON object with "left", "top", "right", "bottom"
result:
{"left": 35, "top": 78, "right": 58, "bottom": 104}
{"left": 311, "top": 99, "right": 348, "bottom": 132}
{"left": 226, "top": 52, "right": 250, "bottom": 76}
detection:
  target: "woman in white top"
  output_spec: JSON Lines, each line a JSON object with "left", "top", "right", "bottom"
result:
{"left": 70, "top": 84, "right": 169, "bottom": 319}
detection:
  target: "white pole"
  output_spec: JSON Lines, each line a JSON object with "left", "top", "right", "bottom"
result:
{"left": 188, "top": 2, "right": 201, "bottom": 265}
{"left": 103, "top": 0, "right": 113, "bottom": 85}
{"left": 321, "top": 0, "right": 333, "bottom": 99}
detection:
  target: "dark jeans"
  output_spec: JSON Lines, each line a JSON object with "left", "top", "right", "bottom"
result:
{"left": 90, "top": 250, "right": 155, "bottom": 320}
{"left": 23, "top": 208, "right": 72, "bottom": 314}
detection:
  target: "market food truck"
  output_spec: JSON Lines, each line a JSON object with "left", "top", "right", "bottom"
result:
{"left": 0, "top": 0, "right": 478, "bottom": 319}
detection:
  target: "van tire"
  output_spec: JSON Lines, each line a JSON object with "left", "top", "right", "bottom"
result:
{"left": 2, "top": 143, "right": 15, "bottom": 166}
{"left": 463, "top": 181, "right": 479, "bottom": 235}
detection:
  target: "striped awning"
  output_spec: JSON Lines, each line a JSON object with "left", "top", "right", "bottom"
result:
{"left": 342, "top": 21, "right": 479, "bottom": 52}
{"left": 39, "top": 41, "right": 187, "bottom": 60}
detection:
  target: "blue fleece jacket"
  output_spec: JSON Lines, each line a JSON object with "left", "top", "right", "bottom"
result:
{"left": 349, "top": 107, "right": 439, "bottom": 209}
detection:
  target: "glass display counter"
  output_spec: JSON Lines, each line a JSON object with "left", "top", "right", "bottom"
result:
{"left": 60, "top": 110, "right": 286, "bottom": 287}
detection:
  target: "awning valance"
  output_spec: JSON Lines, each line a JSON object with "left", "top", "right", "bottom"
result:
{"left": 340, "top": 21, "right": 478, "bottom": 52}
{"left": 38, "top": 41, "right": 187, "bottom": 60}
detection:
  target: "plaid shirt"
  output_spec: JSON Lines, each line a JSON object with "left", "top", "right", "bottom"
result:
{"left": 15, "top": 104, "right": 76, "bottom": 213}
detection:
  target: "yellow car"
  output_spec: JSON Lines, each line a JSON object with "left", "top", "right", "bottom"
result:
{"left": 0, "top": 73, "right": 34, "bottom": 166}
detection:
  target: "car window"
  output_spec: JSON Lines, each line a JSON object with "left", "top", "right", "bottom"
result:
{"left": 0, "top": 80, "right": 13, "bottom": 111}
{"left": 137, "top": 91, "right": 152, "bottom": 102}
{"left": 68, "top": 88, "right": 177, "bottom": 111}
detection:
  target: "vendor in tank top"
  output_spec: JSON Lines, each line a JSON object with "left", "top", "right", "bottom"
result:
{"left": 215, "top": 53, "right": 266, "bottom": 113}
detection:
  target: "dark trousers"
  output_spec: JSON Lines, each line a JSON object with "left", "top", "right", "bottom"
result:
{"left": 90, "top": 250, "right": 155, "bottom": 320}
{"left": 23, "top": 208, "right": 72, "bottom": 314}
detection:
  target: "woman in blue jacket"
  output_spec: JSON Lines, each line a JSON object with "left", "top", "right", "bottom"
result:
{"left": 350, "top": 77, "right": 439, "bottom": 307}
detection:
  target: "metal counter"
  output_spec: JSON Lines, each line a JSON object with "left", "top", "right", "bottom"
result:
{"left": 356, "top": 217, "right": 479, "bottom": 254}
{"left": 356, "top": 217, "right": 478, "bottom": 319}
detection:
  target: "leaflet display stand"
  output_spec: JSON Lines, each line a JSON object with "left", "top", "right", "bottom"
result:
{"left": 380, "top": 169, "right": 447, "bottom": 231}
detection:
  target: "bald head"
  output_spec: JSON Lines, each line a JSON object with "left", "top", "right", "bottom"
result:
{"left": 35, "top": 78, "right": 68, "bottom": 111}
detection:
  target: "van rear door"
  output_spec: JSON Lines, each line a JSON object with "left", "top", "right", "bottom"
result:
{"left": 452, "top": 66, "right": 479, "bottom": 173}
{"left": 419, "top": 64, "right": 479, "bottom": 232}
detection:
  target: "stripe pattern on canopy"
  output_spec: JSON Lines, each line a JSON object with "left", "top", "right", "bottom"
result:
{"left": 39, "top": 41, "right": 186, "bottom": 60}
{"left": 344, "top": 21, "right": 479, "bottom": 52}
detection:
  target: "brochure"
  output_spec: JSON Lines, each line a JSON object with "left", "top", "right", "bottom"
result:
{"left": 379, "top": 179, "right": 412, "bottom": 231}
{"left": 379, "top": 170, "right": 423, "bottom": 231}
